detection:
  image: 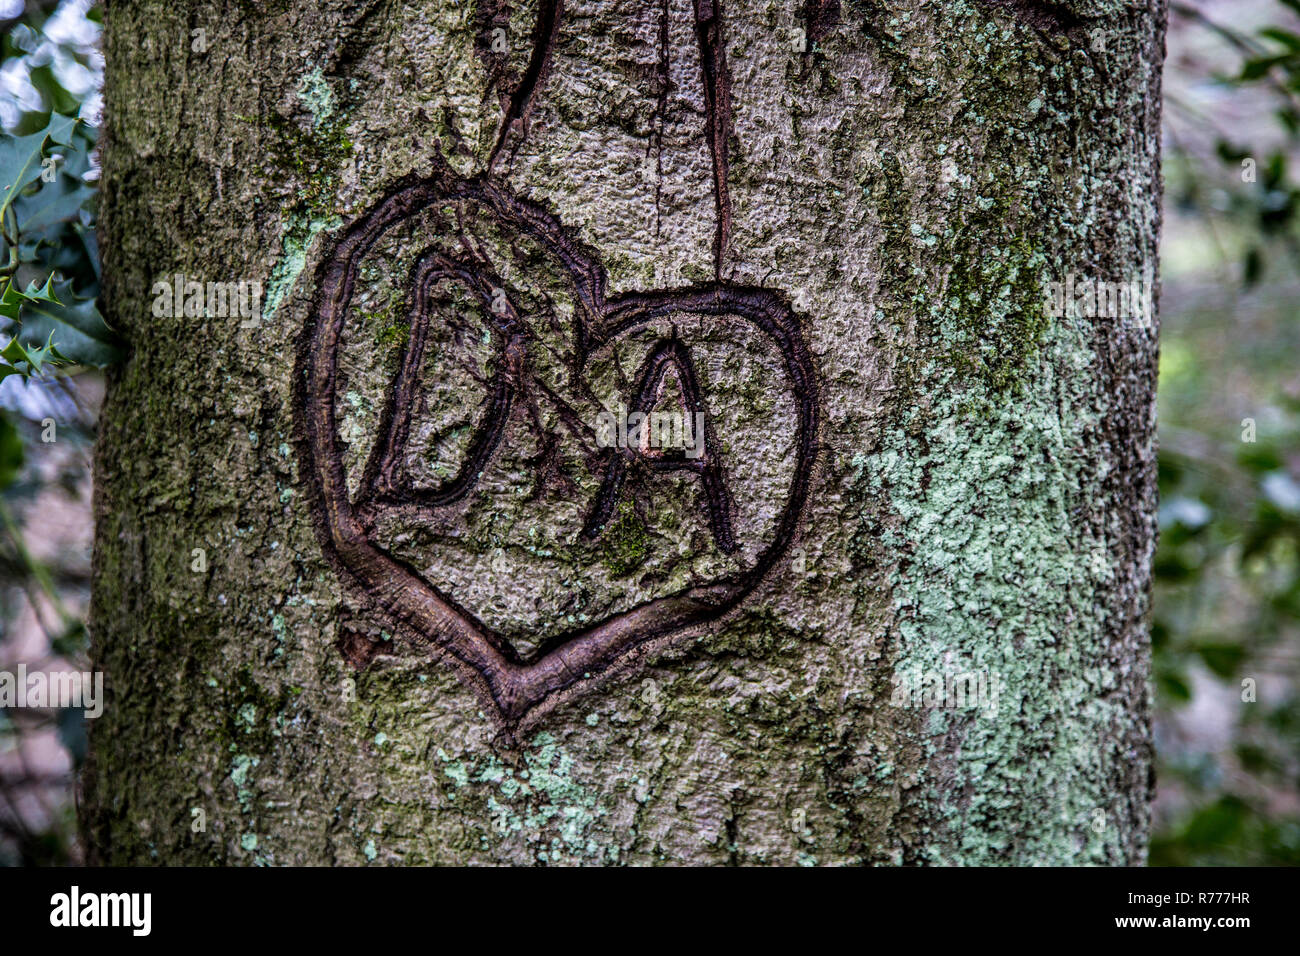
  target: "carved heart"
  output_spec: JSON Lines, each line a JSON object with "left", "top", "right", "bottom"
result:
{"left": 296, "top": 168, "right": 819, "bottom": 732}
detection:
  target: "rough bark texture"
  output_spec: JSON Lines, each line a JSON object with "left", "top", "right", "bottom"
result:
{"left": 82, "top": 0, "right": 1164, "bottom": 865}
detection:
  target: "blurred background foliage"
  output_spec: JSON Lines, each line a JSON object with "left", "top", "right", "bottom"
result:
{"left": 0, "top": 0, "right": 1297, "bottom": 865}
{"left": 0, "top": 0, "right": 103, "bottom": 865}
{"left": 1156, "top": 0, "right": 1300, "bottom": 865}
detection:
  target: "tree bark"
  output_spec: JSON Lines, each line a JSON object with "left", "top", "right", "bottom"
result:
{"left": 82, "top": 0, "right": 1165, "bottom": 865}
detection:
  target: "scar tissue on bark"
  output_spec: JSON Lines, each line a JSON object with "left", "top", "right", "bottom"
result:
{"left": 295, "top": 167, "right": 819, "bottom": 732}
{"left": 337, "top": 625, "right": 385, "bottom": 670}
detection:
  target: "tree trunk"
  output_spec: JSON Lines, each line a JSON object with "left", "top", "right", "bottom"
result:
{"left": 81, "top": 0, "right": 1165, "bottom": 865}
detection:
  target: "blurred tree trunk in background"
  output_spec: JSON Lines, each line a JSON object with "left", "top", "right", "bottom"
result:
{"left": 81, "top": 0, "right": 1165, "bottom": 865}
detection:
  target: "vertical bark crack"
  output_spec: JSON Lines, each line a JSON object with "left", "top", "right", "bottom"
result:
{"left": 488, "top": 0, "right": 565, "bottom": 172}
{"left": 650, "top": 0, "right": 672, "bottom": 238}
{"left": 692, "top": 0, "right": 733, "bottom": 279}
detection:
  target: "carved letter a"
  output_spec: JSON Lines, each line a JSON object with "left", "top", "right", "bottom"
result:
{"left": 583, "top": 338, "right": 736, "bottom": 553}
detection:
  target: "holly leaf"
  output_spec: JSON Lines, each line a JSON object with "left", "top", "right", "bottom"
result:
{"left": 0, "top": 272, "right": 58, "bottom": 322}
{"left": 13, "top": 167, "right": 93, "bottom": 237}
{"left": 18, "top": 276, "right": 122, "bottom": 367}
{"left": 74, "top": 222, "right": 100, "bottom": 283}
{"left": 10, "top": 128, "right": 95, "bottom": 240}
{"left": 0, "top": 113, "right": 79, "bottom": 221}
{"left": 0, "top": 321, "right": 64, "bottom": 383}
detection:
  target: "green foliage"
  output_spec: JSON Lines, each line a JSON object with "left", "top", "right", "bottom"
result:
{"left": 0, "top": 412, "right": 22, "bottom": 489}
{"left": 0, "top": 0, "right": 108, "bottom": 867}
{"left": 1154, "top": 1, "right": 1300, "bottom": 867}
{"left": 1173, "top": 2, "right": 1300, "bottom": 283}
{"left": 0, "top": 113, "right": 77, "bottom": 216}
{"left": 1153, "top": 307, "right": 1300, "bottom": 867}
{"left": 19, "top": 276, "right": 120, "bottom": 367}
{"left": 1151, "top": 795, "right": 1300, "bottom": 866}
{"left": 0, "top": 111, "right": 119, "bottom": 374}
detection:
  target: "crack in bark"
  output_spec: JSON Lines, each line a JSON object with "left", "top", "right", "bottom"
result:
{"left": 487, "top": 0, "right": 564, "bottom": 172}
{"left": 692, "top": 0, "right": 733, "bottom": 278}
{"left": 650, "top": 0, "right": 672, "bottom": 238}
{"left": 483, "top": 0, "right": 734, "bottom": 272}
{"left": 473, "top": 0, "right": 517, "bottom": 105}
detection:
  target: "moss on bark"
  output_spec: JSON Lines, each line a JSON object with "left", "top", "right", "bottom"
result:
{"left": 82, "top": 0, "right": 1163, "bottom": 864}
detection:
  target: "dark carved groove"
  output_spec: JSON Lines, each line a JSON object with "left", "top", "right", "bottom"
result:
{"left": 355, "top": 250, "right": 520, "bottom": 515}
{"left": 293, "top": 3, "right": 821, "bottom": 735}
{"left": 692, "top": 0, "right": 734, "bottom": 278}
{"left": 582, "top": 337, "right": 737, "bottom": 554}
{"left": 488, "top": 0, "right": 565, "bottom": 171}
{"left": 294, "top": 165, "right": 820, "bottom": 734}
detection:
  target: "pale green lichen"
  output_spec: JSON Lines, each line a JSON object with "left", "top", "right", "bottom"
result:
{"left": 857, "top": 316, "right": 1131, "bottom": 864}
{"left": 298, "top": 66, "right": 335, "bottom": 125}
{"left": 86, "top": 0, "right": 1156, "bottom": 866}
{"left": 230, "top": 753, "right": 259, "bottom": 813}
{"left": 262, "top": 211, "right": 342, "bottom": 322}
{"left": 260, "top": 66, "right": 352, "bottom": 321}
{"left": 435, "top": 732, "right": 612, "bottom": 862}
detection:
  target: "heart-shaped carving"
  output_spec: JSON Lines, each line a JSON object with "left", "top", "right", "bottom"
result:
{"left": 295, "top": 167, "right": 819, "bottom": 733}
